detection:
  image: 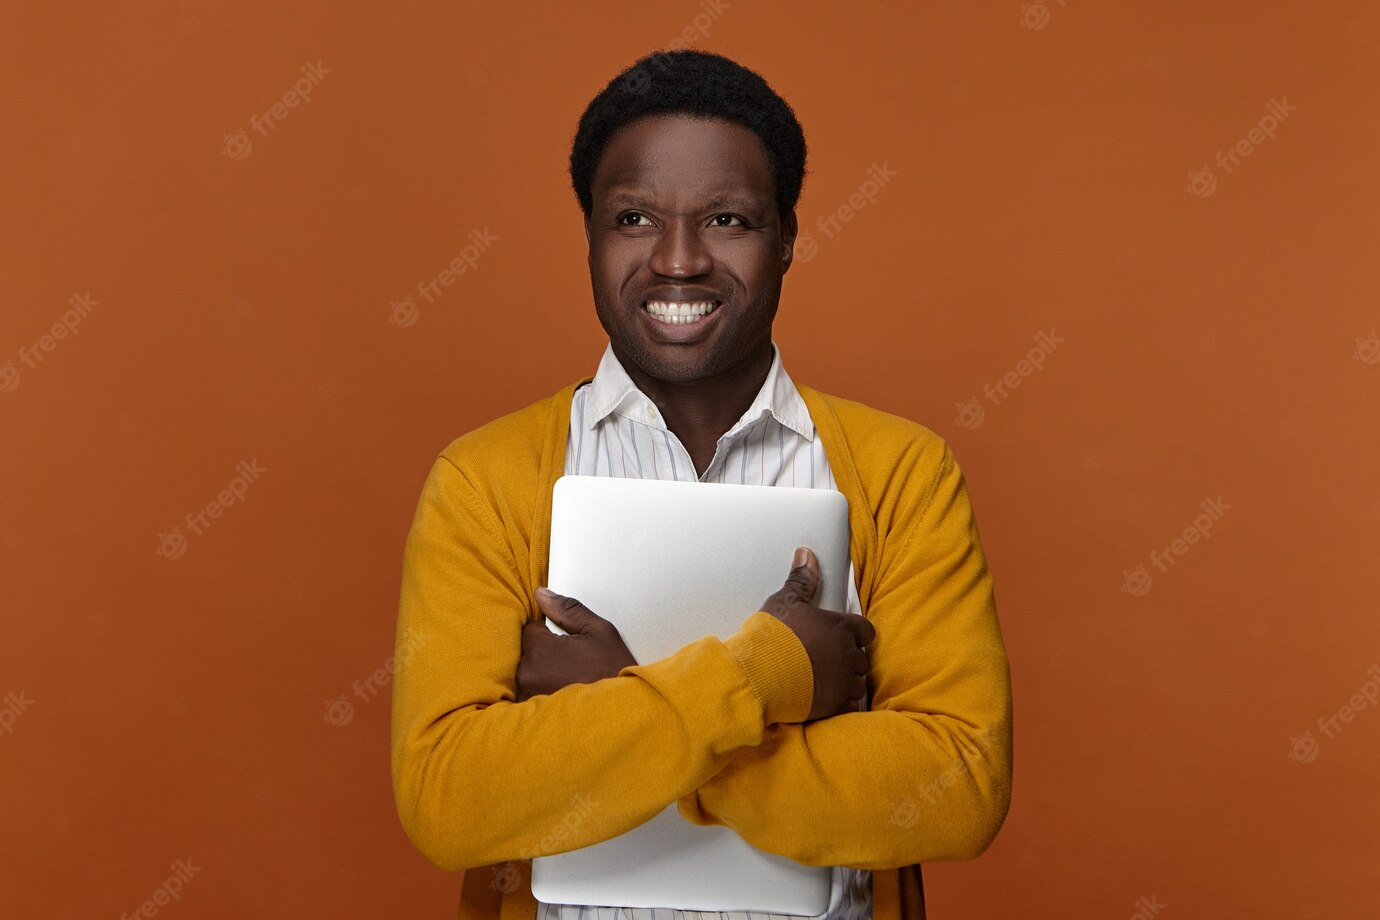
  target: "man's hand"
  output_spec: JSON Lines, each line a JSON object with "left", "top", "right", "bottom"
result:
{"left": 760, "top": 547, "right": 876, "bottom": 722}
{"left": 515, "top": 587, "right": 638, "bottom": 701}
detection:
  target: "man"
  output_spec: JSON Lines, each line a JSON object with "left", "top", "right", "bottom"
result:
{"left": 391, "top": 49, "right": 1012, "bottom": 920}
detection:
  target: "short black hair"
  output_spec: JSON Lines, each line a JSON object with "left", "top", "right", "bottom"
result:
{"left": 569, "top": 49, "right": 807, "bottom": 220}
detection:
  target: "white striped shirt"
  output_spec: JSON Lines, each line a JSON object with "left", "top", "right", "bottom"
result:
{"left": 539, "top": 342, "right": 872, "bottom": 920}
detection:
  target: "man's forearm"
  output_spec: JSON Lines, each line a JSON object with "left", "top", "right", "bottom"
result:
{"left": 394, "top": 622, "right": 804, "bottom": 868}
{"left": 676, "top": 703, "right": 1011, "bottom": 867}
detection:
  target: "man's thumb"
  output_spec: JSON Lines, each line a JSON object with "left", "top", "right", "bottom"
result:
{"left": 536, "top": 587, "right": 593, "bottom": 632}
{"left": 781, "top": 547, "right": 820, "bottom": 603}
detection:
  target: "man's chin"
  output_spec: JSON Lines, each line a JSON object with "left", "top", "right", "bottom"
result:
{"left": 619, "top": 342, "right": 720, "bottom": 386}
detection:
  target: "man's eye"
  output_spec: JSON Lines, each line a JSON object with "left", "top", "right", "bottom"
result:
{"left": 711, "top": 214, "right": 745, "bottom": 227}
{"left": 618, "top": 212, "right": 651, "bottom": 226}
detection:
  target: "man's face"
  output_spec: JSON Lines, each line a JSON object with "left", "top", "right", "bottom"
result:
{"left": 584, "top": 114, "right": 797, "bottom": 387}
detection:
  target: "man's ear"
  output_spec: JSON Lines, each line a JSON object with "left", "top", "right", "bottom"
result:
{"left": 780, "top": 210, "right": 799, "bottom": 275}
{"left": 583, "top": 213, "right": 595, "bottom": 270}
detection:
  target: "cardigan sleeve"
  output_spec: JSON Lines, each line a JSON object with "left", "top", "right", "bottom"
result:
{"left": 675, "top": 442, "right": 1013, "bottom": 868}
{"left": 390, "top": 454, "right": 816, "bottom": 871}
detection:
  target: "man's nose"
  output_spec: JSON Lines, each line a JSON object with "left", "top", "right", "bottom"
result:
{"left": 647, "top": 219, "right": 712, "bottom": 277}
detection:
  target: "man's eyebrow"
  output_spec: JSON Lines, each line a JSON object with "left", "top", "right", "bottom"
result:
{"left": 603, "top": 191, "right": 655, "bottom": 210}
{"left": 702, "top": 194, "right": 768, "bottom": 214}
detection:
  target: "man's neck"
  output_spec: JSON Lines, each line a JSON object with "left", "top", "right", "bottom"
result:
{"left": 619, "top": 344, "right": 774, "bottom": 478}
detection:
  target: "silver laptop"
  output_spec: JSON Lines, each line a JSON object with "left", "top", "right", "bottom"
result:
{"left": 529, "top": 475, "right": 852, "bottom": 916}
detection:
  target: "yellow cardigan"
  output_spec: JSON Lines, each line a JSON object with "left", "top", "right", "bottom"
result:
{"left": 391, "top": 379, "right": 1013, "bottom": 920}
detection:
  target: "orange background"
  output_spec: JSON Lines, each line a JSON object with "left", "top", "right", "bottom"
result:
{"left": 3, "top": 2, "right": 1378, "bottom": 917}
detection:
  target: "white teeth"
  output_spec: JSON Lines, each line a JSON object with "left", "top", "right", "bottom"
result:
{"left": 644, "top": 300, "right": 717, "bottom": 322}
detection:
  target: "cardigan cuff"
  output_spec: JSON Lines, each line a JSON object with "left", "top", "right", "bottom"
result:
{"left": 723, "top": 611, "right": 814, "bottom": 725}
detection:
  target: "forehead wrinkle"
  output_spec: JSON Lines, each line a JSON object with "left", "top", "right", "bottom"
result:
{"left": 601, "top": 186, "right": 768, "bottom": 214}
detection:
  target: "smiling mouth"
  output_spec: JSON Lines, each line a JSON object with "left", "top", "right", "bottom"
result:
{"left": 643, "top": 300, "right": 721, "bottom": 325}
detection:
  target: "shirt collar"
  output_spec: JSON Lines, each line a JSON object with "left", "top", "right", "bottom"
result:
{"left": 583, "top": 341, "right": 816, "bottom": 442}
